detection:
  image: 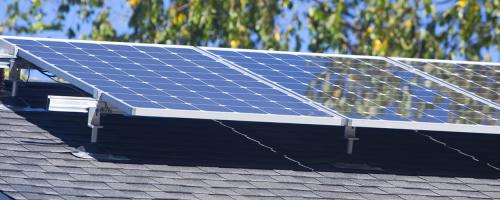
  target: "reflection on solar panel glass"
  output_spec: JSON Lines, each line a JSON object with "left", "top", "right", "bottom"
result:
{"left": 399, "top": 60, "right": 499, "bottom": 105}
{"left": 209, "top": 50, "right": 499, "bottom": 126}
{"left": 6, "top": 38, "right": 331, "bottom": 117}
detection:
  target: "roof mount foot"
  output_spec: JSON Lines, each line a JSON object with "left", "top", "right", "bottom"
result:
{"left": 344, "top": 125, "right": 358, "bottom": 155}
{"left": 72, "top": 97, "right": 130, "bottom": 161}
{"left": 88, "top": 105, "right": 103, "bottom": 144}
{"left": 8, "top": 58, "right": 19, "bottom": 97}
{"left": 72, "top": 143, "right": 130, "bottom": 161}
{"left": 73, "top": 143, "right": 102, "bottom": 159}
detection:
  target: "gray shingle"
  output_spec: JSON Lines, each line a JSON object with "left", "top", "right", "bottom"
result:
{"left": 71, "top": 181, "right": 112, "bottom": 190}
{"left": 244, "top": 169, "right": 279, "bottom": 176}
{"left": 0, "top": 156, "right": 18, "bottom": 164}
{"left": 379, "top": 187, "right": 437, "bottom": 196}
{"left": 241, "top": 174, "right": 276, "bottom": 182}
{"left": 203, "top": 180, "right": 239, "bottom": 188}
{"left": 274, "top": 170, "right": 322, "bottom": 178}
{"left": 13, "top": 157, "right": 51, "bottom": 166}
{"left": 206, "top": 187, "right": 240, "bottom": 195}
{"left": 371, "top": 174, "right": 425, "bottom": 182}
{"left": 47, "top": 179, "right": 77, "bottom": 188}
{"left": 304, "top": 183, "right": 351, "bottom": 192}
{"left": 52, "top": 187, "right": 102, "bottom": 197}
{"left": 153, "top": 177, "right": 210, "bottom": 187}
{"left": 146, "top": 191, "right": 198, "bottom": 200}
{"left": 398, "top": 195, "right": 442, "bottom": 200}
{"left": 251, "top": 181, "right": 310, "bottom": 190}
{"left": 482, "top": 191, "right": 500, "bottom": 198}
{"left": 126, "top": 183, "right": 161, "bottom": 191}
{"left": 232, "top": 188, "right": 276, "bottom": 197}
{"left": 0, "top": 184, "right": 16, "bottom": 192}
{"left": 0, "top": 169, "right": 27, "bottom": 178}
{"left": 420, "top": 176, "right": 462, "bottom": 183}
{"left": 10, "top": 184, "right": 57, "bottom": 195}
{"left": 3, "top": 192, "right": 26, "bottom": 200}
{"left": 232, "top": 196, "right": 282, "bottom": 200}
{"left": 177, "top": 172, "right": 224, "bottom": 180}
{"left": 110, "top": 175, "right": 152, "bottom": 184}
{"left": 319, "top": 172, "right": 375, "bottom": 180}
{"left": 314, "top": 191, "right": 366, "bottom": 199}
{"left": 431, "top": 190, "right": 489, "bottom": 198}
{"left": 156, "top": 184, "right": 210, "bottom": 194}
{"left": 449, "top": 197, "right": 482, "bottom": 200}
{"left": 361, "top": 193, "right": 404, "bottom": 200}
{"left": 81, "top": 167, "right": 125, "bottom": 176}
{"left": 429, "top": 183, "right": 474, "bottom": 191}
{"left": 119, "top": 169, "right": 162, "bottom": 177}
{"left": 146, "top": 165, "right": 204, "bottom": 173}
{"left": 45, "top": 172, "right": 76, "bottom": 181}
{"left": 2, "top": 151, "right": 45, "bottom": 159}
{"left": 316, "top": 177, "right": 360, "bottom": 186}
{"left": 268, "top": 189, "right": 319, "bottom": 198}
{"left": 456, "top": 178, "right": 500, "bottom": 185}
{"left": 219, "top": 173, "right": 250, "bottom": 181}
{"left": 387, "top": 180, "right": 436, "bottom": 189}
{"left": 194, "top": 194, "right": 234, "bottom": 200}
{"left": 95, "top": 189, "right": 128, "bottom": 198}
{"left": 0, "top": 177, "right": 31, "bottom": 185}
{"left": 345, "top": 186, "right": 387, "bottom": 194}
{"left": 270, "top": 175, "right": 303, "bottom": 183}
{"left": 119, "top": 190, "right": 152, "bottom": 199}
{"left": 56, "top": 166, "right": 89, "bottom": 175}
{"left": 12, "top": 164, "right": 44, "bottom": 172}
{"left": 22, "top": 171, "right": 54, "bottom": 179}
{"left": 21, "top": 192, "right": 65, "bottom": 200}
{"left": 0, "top": 163, "right": 21, "bottom": 171}
{"left": 466, "top": 184, "right": 500, "bottom": 191}
{"left": 199, "top": 167, "right": 248, "bottom": 174}
{"left": 24, "top": 178, "right": 52, "bottom": 187}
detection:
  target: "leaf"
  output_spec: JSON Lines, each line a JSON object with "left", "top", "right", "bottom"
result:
{"left": 128, "top": 0, "right": 141, "bottom": 8}
{"left": 230, "top": 40, "right": 240, "bottom": 48}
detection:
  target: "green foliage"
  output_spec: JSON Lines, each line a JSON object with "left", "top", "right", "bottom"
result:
{"left": 0, "top": 0, "right": 498, "bottom": 61}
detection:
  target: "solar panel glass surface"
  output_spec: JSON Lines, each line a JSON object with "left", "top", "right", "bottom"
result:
{"left": 396, "top": 59, "right": 499, "bottom": 105}
{"left": 3, "top": 38, "right": 341, "bottom": 124}
{"left": 208, "top": 49, "right": 499, "bottom": 127}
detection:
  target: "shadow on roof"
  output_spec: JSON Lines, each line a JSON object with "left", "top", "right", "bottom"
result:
{"left": 3, "top": 81, "right": 500, "bottom": 179}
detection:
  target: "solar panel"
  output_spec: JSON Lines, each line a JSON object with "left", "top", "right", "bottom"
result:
{"left": 0, "top": 37, "right": 343, "bottom": 125}
{"left": 392, "top": 57, "right": 500, "bottom": 106}
{"left": 205, "top": 48, "right": 500, "bottom": 134}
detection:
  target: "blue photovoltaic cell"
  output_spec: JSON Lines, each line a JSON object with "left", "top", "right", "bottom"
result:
{"left": 209, "top": 49, "right": 500, "bottom": 126}
{"left": 5, "top": 38, "right": 333, "bottom": 117}
{"left": 398, "top": 59, "right": 500, "bottom": 105}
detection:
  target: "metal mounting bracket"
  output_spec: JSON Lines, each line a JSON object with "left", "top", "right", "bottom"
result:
{"left": 87, "top": 104, "right": 104, "bottom": 143}
{"left": 344, "top": 125, "right": 358, "bottom": 155}
{"left": 87, "top": 91, "right": 108, "bottom": 144}
{"left": 8, "top": 58, "right": 19, "bottom": 97}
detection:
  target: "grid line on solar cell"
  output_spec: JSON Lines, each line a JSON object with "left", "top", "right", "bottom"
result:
{"left": 4, "top": 38, "right": 334, "bottom": 118}
{"left": 208, "top": 49, "right": 499, "bottom": 126}
{"left": 395, "top": 58, "right": 500, "bottom": 106}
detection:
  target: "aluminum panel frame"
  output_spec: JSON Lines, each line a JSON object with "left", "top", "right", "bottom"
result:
{"left": 204, "top": 47, "right": 500, "bottom": 134}
{"left": 0, "top": 36, "right": 345, "bottom": 126}
{"left": 390, "top": 57, "right": 500, "bottom": 109}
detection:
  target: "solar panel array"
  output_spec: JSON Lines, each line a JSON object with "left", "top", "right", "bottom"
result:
{"left": 1, "top": 36, "right": 498, "bottom": 133}
{"left": 4, "top": 38, "right": 340, "bottom": 124}
{"left": 207, "top": 49, "right": 499, "bottom": 127}
{"left": 396, "top": 59, "right": 500, "bottom": 105}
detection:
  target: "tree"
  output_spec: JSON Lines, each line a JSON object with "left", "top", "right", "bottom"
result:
{"left": 1, "top": 0, "right": 498, "bottom": 61}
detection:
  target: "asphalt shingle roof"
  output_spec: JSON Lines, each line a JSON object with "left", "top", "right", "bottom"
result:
{"left": 0, "top": 81, "right": 499, "bottom": 200}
